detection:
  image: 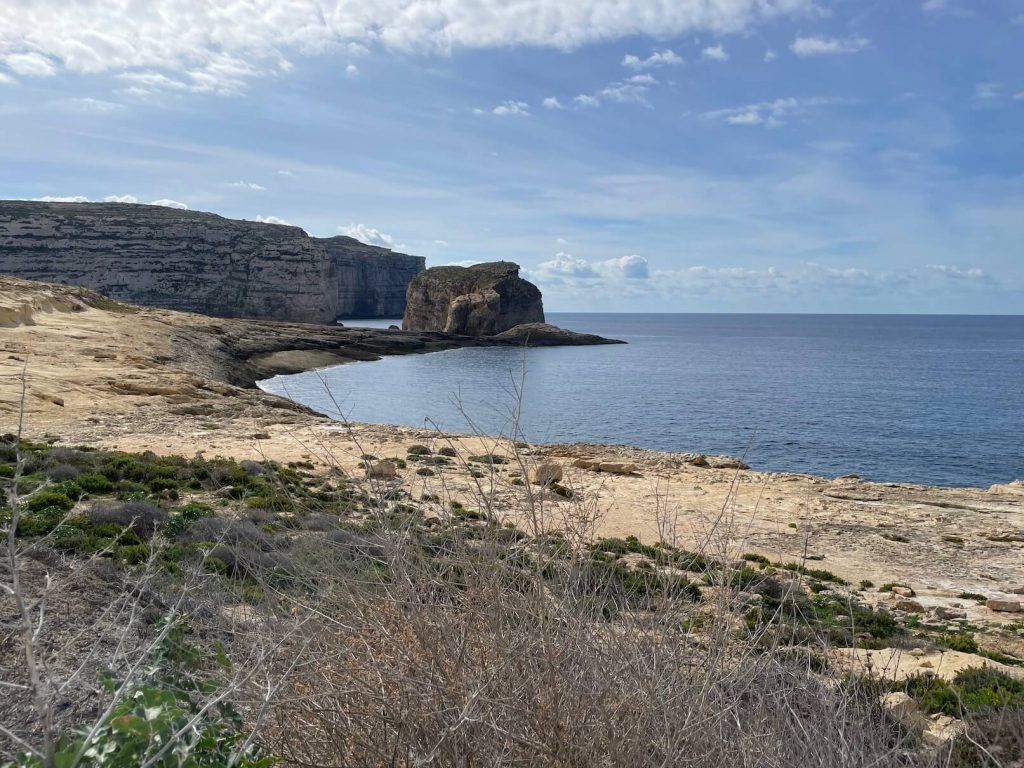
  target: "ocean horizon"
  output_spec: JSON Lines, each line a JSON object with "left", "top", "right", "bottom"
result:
{"left": 261, "top": 312, "right": 1024, "bottom": 489}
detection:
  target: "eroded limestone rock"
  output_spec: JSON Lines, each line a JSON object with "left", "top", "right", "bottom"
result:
{"left": 403, "top": 261, "right": 543, "bottom": 335}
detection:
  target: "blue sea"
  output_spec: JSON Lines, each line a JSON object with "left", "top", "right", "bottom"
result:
{"left": 259, "top": 314, "right": 1024, "bottom": 488}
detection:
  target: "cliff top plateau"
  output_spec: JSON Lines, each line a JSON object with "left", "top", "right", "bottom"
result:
{"left": 0, "top": 200, "right": 425, "bottom": 323}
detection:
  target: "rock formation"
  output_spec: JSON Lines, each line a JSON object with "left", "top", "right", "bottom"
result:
{"left": 0, "top": 201, "right": 425, "bottom": 324}
{"left": 323, "top": 236, "right": 423, "bottom": 317}
{"left": 403, "top": 261, "right": 544, "bottom": 335}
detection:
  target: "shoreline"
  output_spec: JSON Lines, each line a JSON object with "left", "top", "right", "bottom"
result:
{"left": 2, "top": 275, "right": 1023, "bottom": 618}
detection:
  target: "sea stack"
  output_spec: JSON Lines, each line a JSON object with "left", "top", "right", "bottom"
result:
{"left": 402, "top": 261, "right": 544, "bottom": 335}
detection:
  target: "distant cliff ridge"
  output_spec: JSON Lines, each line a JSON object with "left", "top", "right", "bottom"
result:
{"left": 323, "top": 236, "right": 424, "bottom": 318}
{"left": 0, "top": 201, "right": 425, "bottom": 324}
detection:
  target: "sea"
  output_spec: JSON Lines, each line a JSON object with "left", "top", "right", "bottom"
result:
{"left": 258, "top": 314, "right": 1024, "bottom": 488}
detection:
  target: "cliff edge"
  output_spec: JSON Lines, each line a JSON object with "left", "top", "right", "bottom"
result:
{"left": 0, "top": 201, "right": 425, "bottom": 324}
{"left": 403, "top": 261, "right": 544, "bottom": 335}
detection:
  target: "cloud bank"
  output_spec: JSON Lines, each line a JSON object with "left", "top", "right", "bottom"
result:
{"left": 0, "top": 1, "right": 816, "bottom": 91}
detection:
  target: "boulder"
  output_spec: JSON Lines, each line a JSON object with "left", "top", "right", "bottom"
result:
{"left": 402, "top": 261, "right": 544, "bottom": 336}
{"left": 598, "top": 462, "right": 640, "bottom": 475}
{"left": 528, "top": 462, "right": 563, "bottom": 486}
{"left": 988, "top": 480, "right": 1024, "bottom": 495}
{"left": 573, "top": 458, "right": 598, "bottom": 470}
{"left": 986, "top": 598, "right": 1022, "bottom": 613}
{"left": 365, "top": 460, "right": 398, "bottom": 479}
{"left": 892, "top": 586, "right": 916, "bottom": 598}
{"left": 706, "top": 456, "right": 751, "bottom": 470}
{"left": 933, "top": 606, "right": 967, "bottom": 621}
{"left": 881, "top": 692, "right": 928, "bottom": 733}
{"left": 894, "top": 599, "right": 925, "bottom": 613}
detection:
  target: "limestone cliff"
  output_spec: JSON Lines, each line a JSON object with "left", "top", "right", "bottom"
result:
{"left": 403, "top": 261, "right": 544, "bottom": 335}
{"left": 0, "top": 201, "right": 425, "bottom": 324}
{"left": 324, "top": 236, "right": 424, "bottom": 318}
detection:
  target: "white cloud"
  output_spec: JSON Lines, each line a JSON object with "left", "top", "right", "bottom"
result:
{"left": 345, "top": 64, "right": 360, "bottom": 79}
{"left": 276, "top": 170, "right": 295, "bottom": 177}
{"left": 27, "top": 195, "right": 186, "bottom": 208}
{"left": 542, "top": 96, "right": 564, "bottom": 109}
{"left": 0, "top": 71, "right": 14, "bottom": 85}
{"left": 339, "top": 223, "right": 397, "bottom": 248}
{"left": 70, "top": 97, "right": 122, "bottom": 112}
{"left": 598, "top": 80, "right": 650, "bottom": 104}
{"left": 621, "top": 49, "right": 684, "bottom": 70}
{"left": 974, "top": 82, "right": 1000, "bottom": 100}
{"left": 230, "top": 180, "right": 266, "bottom": 190}
{"left": 764, "top": 49, "right": 777, "bottom": 62}
{"left": 701, "top": 45, "right": 729, "bottom": 62}
{"left": 921, "top": 0, "right": 948, "bottom": 11}
{"left": 491, "top": 100, "right": 530, "bottom": 116}
{"left": 116, "top": 71, "right": 188, "bottom": 90}
{"left": 0, "top": 1, "right": 812, "bottom": 93}
{"left": 626, "top": 73, "right": 657, "bottom": 84}
{"left": 573, "top": 94, "right": 600, "bottom": 109}
{"left": 1015, "top": 91, "right": 1024, "bottom": 101}
{"left": 4, "top": 52, "right": 56, "bottom": 77}
{"left": 534, "top": 252, "right": 650, "bottom": 281}
{"left": 704, "top": 96, "right": 848, "bottom": 128}
{"left": 433, "top": 239, "right": 449, "bottom": 246}
{"left": 440, "top": 259, "right": 482, "bottom": 268}
{"left": 927, "top": 264, "right": 986, "bottom": 279}
{"left": 790, "top": 35, "right": 869, "bottom": 56}
{"left": 255, "top": 214, "right": 291, "bottom": 225}
{"left": 726, "top": 110, "right": 763, "bottom": 125}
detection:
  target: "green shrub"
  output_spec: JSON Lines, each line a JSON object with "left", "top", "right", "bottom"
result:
{"left": 905, "top": 667, "right": 1024, "bottom": 717}
{"left": 407, "top": 444, "right": 431, "bottom": 456}
{"left": 941, "top": 633, "right": 979, "bottom": 654}
{"left": 162, "top": 502, "right": 215, "bottom": 537}
{"left": 958, "top": 592, "right": 987, "bottom": 602}
{"left": 118, "top": 543, "right": 152, "bottom": 565}
{"left": 438, "top": 447, "right": 458, "bottom": 457}
{"left": 26, "top": 489, "right": 75, "bottom": 513}
{"left": 9, "top": 620, "right": 276, "bottom": 768}
{"left": 468, "top": 454, "right": 507, "bottom": 465}
{"left": 77, "top": 472, "right": 114, "bottom": 493}
{"left": 416, "top": 468, "right": 436, "bottom": 476}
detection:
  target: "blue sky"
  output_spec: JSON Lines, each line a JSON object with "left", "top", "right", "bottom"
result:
{"left": 1, "top": 0, "right": 1022, "bottom": 313}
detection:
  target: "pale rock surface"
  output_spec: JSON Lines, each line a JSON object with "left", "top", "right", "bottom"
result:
{"left": 528, "top": 462, "right": 563, "bottom": 485}
{"left": 986, "top": 598, "right": 1022, "bottom": 613}
{"left": 365, "top": 460, "right": 398, "bottom": 479}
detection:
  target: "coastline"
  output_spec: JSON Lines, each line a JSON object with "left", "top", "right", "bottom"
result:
{"left": 2, "top": 275, "right": 1023, "bottom": 630}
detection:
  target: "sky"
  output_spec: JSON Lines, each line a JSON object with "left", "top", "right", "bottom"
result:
{"left": 1, "top": 0, "right": 1022, "bottom": 313}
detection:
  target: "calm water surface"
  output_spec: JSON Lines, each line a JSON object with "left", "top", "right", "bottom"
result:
{"left": 261, "top": 314, "right": 1024, "bottom": 488}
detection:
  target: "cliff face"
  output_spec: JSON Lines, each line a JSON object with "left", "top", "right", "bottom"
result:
{"left": 0, "top": 201, "right": 425, "bottom": 324}
{"left": 324, "top": 237, "right": 425, "bottom": 318}
{"left": 403, "top": 261, "right": 544, "bottom": 335}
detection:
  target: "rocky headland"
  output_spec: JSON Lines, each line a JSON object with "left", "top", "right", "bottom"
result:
{"left": 0, "top": 201, "right": 425, "bottom": 323}
{"left": 2, "top": 274, "right": 1023, "bottom": 761}
{"left": 403, "top": 261, "right": 544, "bottom": 335}
{"left": 1, "top": 275, "right": 1020, "bottom": 617}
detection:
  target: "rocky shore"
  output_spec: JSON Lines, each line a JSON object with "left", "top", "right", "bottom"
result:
{"left": 2, "top": 274, "right": 1022, "bottom": 646}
